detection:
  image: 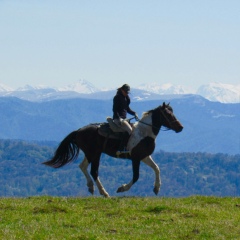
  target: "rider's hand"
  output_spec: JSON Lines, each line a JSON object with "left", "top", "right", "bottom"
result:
{"left": 134, "top": 113, "right": 139, "bottom": 121}
{"left": 119, "top": 117, "right": 124, "bottom": 125}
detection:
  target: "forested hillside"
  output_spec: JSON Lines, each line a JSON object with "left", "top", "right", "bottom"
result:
{"left": 0, "top": 140, "right": 239, "bottom": 197}
{"left": 0, "top": 96, "right": 239, "bottom": 154}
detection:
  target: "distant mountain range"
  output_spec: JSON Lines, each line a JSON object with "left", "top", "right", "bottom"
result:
{"left": 0, "top": 80, "right": 239, "bottom": 103}
{"left": 0, "top": 95, "right": 239, "bottom": 155}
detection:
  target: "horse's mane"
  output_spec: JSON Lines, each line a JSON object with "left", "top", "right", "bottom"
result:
{"left": 135, "top": 104, "right": 173, "bottom": 133}
{"left": 143, "top": 104, "right": 173, "bottom": 116}
{"left": 142, "top": 106, "right": 159, "bottom": 118}
{"left": 142, "top": 105, "right": 161, "bottom": 117}
{"left": 142, "top": 111, "right": 151, "bottom": 118}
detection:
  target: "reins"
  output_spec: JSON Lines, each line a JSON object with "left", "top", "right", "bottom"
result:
{"left": 160, "top": 109, "right": 179, "bottom": 128}
{"left": 137, "top": 119, "right": 162, "bottom": 130}
{"left": 132, "top": 108, "right": 177, "bottom": 131}
{"left": 126, "top": 116, "right": 161, "bottom": 130}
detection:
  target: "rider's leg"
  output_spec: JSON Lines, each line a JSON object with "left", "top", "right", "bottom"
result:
{"left": 121, "top": 120, "right": 132, "bottom": 134}
{"left": 121, "top": 120, "right": 132, "bottom": 150}
{"left": 124, "top": 121, "right": 139, "bottom": 152}
{"left": 114, "top": 118, "right": 132, "bottom": 152}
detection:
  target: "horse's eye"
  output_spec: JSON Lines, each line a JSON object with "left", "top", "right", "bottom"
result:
{"left": 165, "top": 109, "right": 171, "bottom": 114}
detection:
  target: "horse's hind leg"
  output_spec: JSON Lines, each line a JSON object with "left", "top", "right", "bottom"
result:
{"left": 90, "top": 158, "right": 110, "bottom": 198}
{"left": 142, "top": 156, "right": 161, "bottom": 195}
{"left": 79, "top": 157, "right": 94, "bottom": 195}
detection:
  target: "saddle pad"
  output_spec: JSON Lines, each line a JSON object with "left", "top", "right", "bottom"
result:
{"left": 98, "top": 123, "right": 123, "bottom": 140}
{"left": 106, "top": 117, "right": 124, "bottom": 132}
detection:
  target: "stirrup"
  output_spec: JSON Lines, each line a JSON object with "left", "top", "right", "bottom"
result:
{"left": 116, "top": 148, "right": 130, "bottom": 157}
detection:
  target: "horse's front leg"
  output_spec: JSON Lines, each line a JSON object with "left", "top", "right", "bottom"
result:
{"left": 95, "top": 177, "right": 110, "bottom": 198}
{"left": 117, "top": 159, "right": 140, "bottom": 193}
{"left": 141, "top": 155, "right": 161, "bottom": 195}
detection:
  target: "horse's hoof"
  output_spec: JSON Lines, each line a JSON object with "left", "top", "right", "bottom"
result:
{"left": 153, "top": 187, "right": 159, "bottom": 195}
{"left": 100, "top": 190, "right": 110, "bottom": 198}
{"left": 88, "top": 188, "right": 94, "bottom": 195}
{"left": 117, "top": 186, "right": 124, "bottom": 193}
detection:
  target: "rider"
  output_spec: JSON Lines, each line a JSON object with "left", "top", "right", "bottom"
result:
{"left": 113, "top": 84, "right": 138, "bottom": 151}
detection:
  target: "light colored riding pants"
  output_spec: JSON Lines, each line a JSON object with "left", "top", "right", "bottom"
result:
{"left": 113, "top": 118, "right": 132, "bottom": 135}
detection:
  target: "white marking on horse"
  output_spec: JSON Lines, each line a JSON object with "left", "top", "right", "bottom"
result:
{"left": 128, "top": 112, "right": 156, "bottom": 152}
{"left": 79, "top": 157, "right": 110, "bottom": 197}
{"left": 142, "top": 156, "right": 161, "bottom": 194}
{"left": 79, "top": 157, "right": 94, "bottom": 193}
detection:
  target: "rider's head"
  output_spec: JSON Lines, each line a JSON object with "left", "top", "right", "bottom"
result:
{"left": 120, "top": 84, "right": 130, "bottom": 94}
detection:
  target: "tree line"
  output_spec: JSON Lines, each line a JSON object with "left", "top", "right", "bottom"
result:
{"left": 0, "top": 139, "right": 239, "bottom": 197}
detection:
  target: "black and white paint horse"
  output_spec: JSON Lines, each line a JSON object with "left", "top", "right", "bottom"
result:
{"left": 43, "top": 102, "right": 183, "bottom": 197}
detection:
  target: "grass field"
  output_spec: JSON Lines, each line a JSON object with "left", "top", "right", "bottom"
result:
{"left": 0, "top": 196, "right": 239, "bottom": 239}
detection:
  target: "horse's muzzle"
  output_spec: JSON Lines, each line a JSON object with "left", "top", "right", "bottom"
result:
{"left": 175, "top": 126, "right": 183, "bottom": 133}
{"left": 173, "top": 121, "right": 183, "bottom": 133}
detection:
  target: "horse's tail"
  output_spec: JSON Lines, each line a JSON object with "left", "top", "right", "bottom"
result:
{"left": 42, "top": 130, "right": 80, "bottom": 168}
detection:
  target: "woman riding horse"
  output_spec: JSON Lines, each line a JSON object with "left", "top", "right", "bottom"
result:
{"left": 43, "top": 102, "right": 183, "bottom": 197}
{"left": 112, "top": 84, "right": 138, "bottom": 152}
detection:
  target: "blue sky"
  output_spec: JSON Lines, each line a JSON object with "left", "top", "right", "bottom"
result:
{"left": 0, "top": 0, "right": 239, "bottom": 90}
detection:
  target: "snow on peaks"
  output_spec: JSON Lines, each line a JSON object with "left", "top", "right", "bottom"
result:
{"left": 16, "top": 85, "right": 39, "bottom": 91}
{"left": 15, "top": 84, "right": 56, "bottom": 91}
{"left": 59, "top": 79, "right": 100, "bottom": 94}
{"left": 0, "top": 80, "right": 239, "bottom": 103}
{"left": 136, "top": 82, "right": 240, "bottom": 103}
{"left": 136, "top": 83, "right": 193, "bottom": 94}
{"left": 0, "top": 83, "right": 13, "bottom": 92}
{"left": 197, "top": 82, "right": 240, "bottom": 103}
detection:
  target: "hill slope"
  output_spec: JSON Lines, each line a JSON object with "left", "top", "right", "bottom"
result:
{"left": 0, "top": 196, "right": 239, "bottom": 239}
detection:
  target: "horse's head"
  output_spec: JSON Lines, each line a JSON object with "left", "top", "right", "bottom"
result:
{"left": 158, "top": 102, "right": 183, "bottom": 133}
{"left": 138, "top": 102, "right": 183, "bottom": 136}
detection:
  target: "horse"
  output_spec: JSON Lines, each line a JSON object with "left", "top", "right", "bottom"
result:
{"left": 43, "top": 102, "right": 183, "bottom": 197}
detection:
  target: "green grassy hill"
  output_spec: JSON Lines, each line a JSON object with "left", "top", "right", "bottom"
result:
{"left": 0, "top": 196, "right": 239, "bottom": 239}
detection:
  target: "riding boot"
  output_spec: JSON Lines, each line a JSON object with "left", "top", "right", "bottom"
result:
{"left": 116, "top": 132, "right": 130, "bottom": 156}
{"left": 122, "top": 131, "right": 130, "bottom": 150}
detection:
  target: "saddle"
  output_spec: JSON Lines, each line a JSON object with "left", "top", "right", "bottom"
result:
{"left": 98, "top": 117, "right": 131, "bottom": 156}
{"left": 98, "top": 117, "right": 125, "bottom": 140}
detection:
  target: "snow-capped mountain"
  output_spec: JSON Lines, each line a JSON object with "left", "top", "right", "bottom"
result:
{"left": 0, "top": 83, "right": 13, "bottom": 92}
{"left": 136, "top": 82, "right": 240, "bottom": 103}
{"left": 136, "top": 83, "right": 193, "bottom": 95}
{"left": 16, "top": 84, "right": 55, "bottom": 91}
{"left": 0, "top": 80, "right": 239, "bottom": 103}
{"left": 59, "top": 79, "right": 100, "bottom": 93}
{"left": 137, "top": 82, "right": 240, "bottom": 103}
{"left": 196, "top": 82, "right": 240, "bottom": 103}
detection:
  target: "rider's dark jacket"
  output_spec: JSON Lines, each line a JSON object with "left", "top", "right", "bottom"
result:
{"left": 113, "top": 89, "right": 136, "bottom": 119}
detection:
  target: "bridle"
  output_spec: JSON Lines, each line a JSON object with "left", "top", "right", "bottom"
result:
{"left": 134, "top": 107, "right": 177, "bottom": 131}
{"left": 137, "top": 119, "right": 160, "bottom": 130}
{"left": 159, "top": 108, "right": 179, "bottom": 129}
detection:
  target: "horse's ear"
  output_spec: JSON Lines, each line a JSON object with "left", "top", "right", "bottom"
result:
{"left": 162, "top": 102, "right": 166, "bottom": 108}
{"left": 167, "top": 102, "right": 170, "bottom": 106}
